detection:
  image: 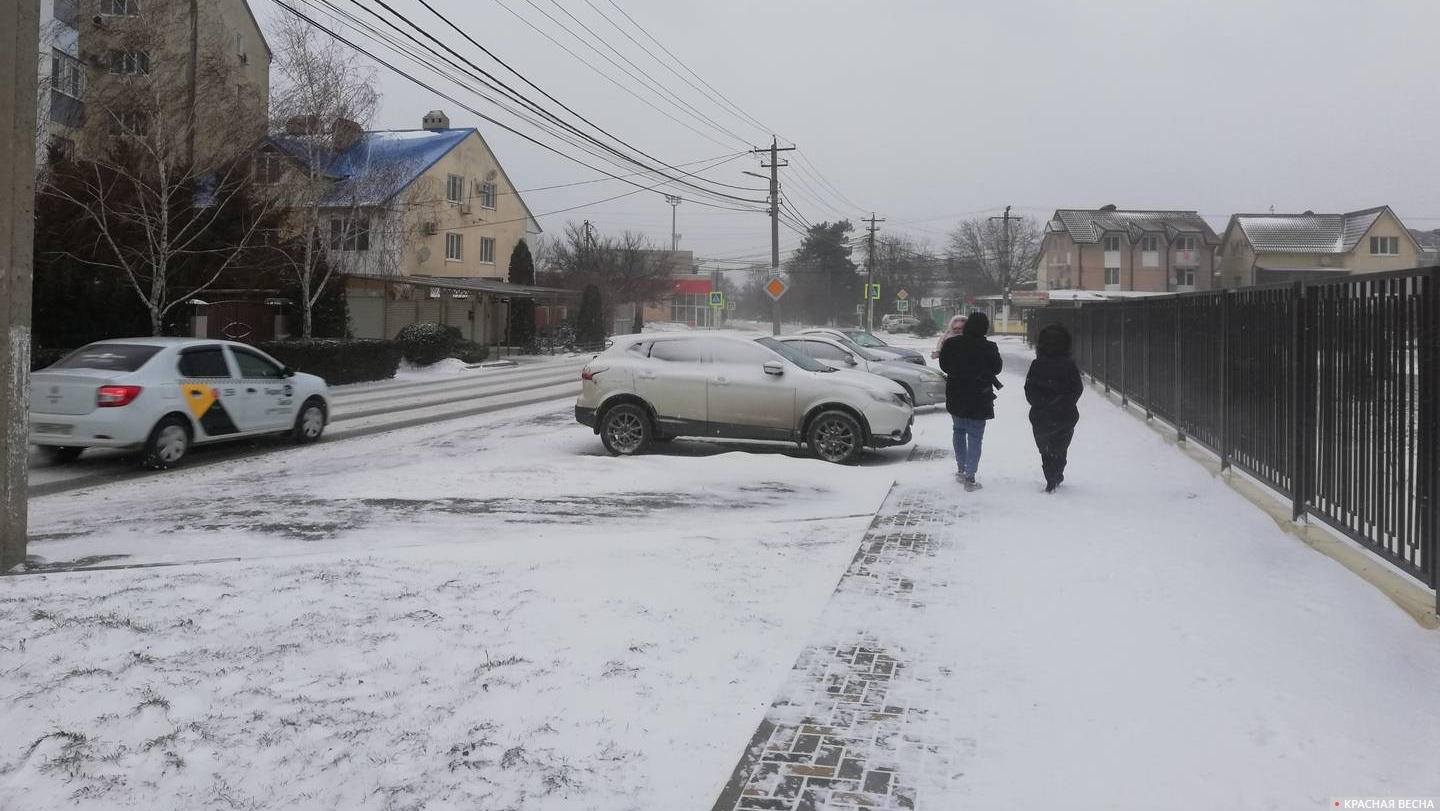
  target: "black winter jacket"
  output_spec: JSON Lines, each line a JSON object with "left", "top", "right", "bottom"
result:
{"left": 1024, "top": 355, "right": 1082, "bottom": 427}
{"left": 939, "top": 334, "right": 1003, "bottom": 420}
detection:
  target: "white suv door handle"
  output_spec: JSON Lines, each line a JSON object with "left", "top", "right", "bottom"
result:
{"left": 637, "top": 372, "right": 657, "bottom": 379}
{"left": 712, "top": 376, "right": 729, "bottom": 385}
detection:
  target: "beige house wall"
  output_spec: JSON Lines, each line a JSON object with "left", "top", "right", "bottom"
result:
{"left": 1344, "top": 210, "right": 1419, "bottom": 272}
{"left": 405, "top": 132, "right": 534, "bottom": 280}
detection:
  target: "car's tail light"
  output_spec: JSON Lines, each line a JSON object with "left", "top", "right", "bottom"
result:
{"left": 580, "top": 365, "right": 608, "bottom": 381}
{"left": 96, "top": 385, "right": 143, "bottom": 407}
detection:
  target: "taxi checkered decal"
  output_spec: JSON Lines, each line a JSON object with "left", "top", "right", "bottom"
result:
{"left": 181, "top": 384, "right": 239, "bottom": 436}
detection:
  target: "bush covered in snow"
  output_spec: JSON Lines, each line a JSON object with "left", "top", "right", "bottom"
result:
{"left": 256, "top": 339, "right": 401, "bottom": 385}
{"left": 395, "top": 323, "right": 463, "bottom": 366}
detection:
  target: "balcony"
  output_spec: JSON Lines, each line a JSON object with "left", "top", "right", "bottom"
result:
{"left": 54, "top": 0, "right": 80, "bottom": 29}
{"left": 48, "top": 91, "right": 84, "bottom": 128}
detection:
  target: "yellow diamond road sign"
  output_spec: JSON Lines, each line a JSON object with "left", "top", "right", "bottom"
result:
{"left": 897, "top": 289, "right": 909, "bottom": 300}
{"left": 764, "top": 277, "right": 788, "bottom": 301}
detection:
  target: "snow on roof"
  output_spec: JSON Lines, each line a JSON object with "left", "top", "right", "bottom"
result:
{"left": 1235, "top": 206, "right": 1389, "bottom": 254}
{"left": 1050, "top": 209, "right": 1219, "bottom": 245}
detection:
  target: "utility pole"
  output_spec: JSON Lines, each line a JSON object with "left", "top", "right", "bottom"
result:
{"left": 751, "top": 137, "right": 795, "bottom": 335}
{"left": 664, "top": 195, "right": 681, "bottom": 252}
{"left": 2, "top": 0, "right": 39, "bottom": 572}
{"left": 989, "top": 205, "right": 1014, "bottom": 334}
{"left": 864, "top": 214, "right": 885, "bottom": 332}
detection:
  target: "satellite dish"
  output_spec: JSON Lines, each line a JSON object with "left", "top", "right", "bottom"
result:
{"left": 485, "top": 169, "right": 498, "bottom": 181}
{"left": 417, "top": 246, "right": 431, "bottom": 263}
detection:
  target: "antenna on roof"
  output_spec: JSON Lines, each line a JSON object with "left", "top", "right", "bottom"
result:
{"left": 1268, "top": 205, "right": 1275, "bottom": 213}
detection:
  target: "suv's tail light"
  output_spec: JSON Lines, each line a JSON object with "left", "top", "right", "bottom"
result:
{"left": 580, "top": 364, "right": 608, "bottom": 382}
{"left": 96, "top": 385, "right": 143, "bottom": 407}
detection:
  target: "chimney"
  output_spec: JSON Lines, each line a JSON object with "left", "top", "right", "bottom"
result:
{"left": 422, "top": 110, "right": 450, "bottom": 131}
{"left": 332, "top": 118, "right": 363, "bottom": 151}
{"left": 285, "top": 114, "right": 320, "bottom": 136}
{"left": 1099, "top": 203, "right": 1118, "bottom": 211}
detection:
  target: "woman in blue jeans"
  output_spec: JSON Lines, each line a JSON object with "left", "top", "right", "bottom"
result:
{"left": 937, "top": 312, "right": 1003, "bottom": 491}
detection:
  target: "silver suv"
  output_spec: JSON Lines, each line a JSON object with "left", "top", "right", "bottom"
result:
{"left": 575, "top": 334, "right": 913, "bottom": 464}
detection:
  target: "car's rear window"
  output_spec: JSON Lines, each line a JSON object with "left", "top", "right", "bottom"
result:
{"left": 51, "top": 344, "right": 162, "bottom": 372}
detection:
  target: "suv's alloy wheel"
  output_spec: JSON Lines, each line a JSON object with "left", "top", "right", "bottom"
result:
{"left": 600, "top": 403, "right": 652, "bottom": 456}
{"left": 808, "top": 410, "right": 863, "bottom": 465}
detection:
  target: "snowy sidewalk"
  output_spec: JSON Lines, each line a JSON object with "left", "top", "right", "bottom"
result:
{"left": 711, "top": 339, "right": 1440, "bottom": 810}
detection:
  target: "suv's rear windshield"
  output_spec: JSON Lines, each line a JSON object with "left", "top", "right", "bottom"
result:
{"left": 844, "top": 331, "right": 886, "bottom": 348}
{"left": 754, "top": 337, "right": 831, "bottom": 373}
{"left": 51, "top": 343, "right": 162, "bottom": 372}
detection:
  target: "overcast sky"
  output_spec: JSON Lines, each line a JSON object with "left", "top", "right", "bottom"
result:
{"left": 254, "top": 0, "right": 1440, "bottom": 265}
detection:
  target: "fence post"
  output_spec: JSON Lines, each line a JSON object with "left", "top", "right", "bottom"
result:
{"left": 1421, "top": 269, "right": 1440, "bottom": 613}
{"left": 1174, "top": 300, "right": 1185, "bottom": 444}
{"left": 1144, "top": 305, "right": 1152, "bottom": 420}
{"left": 1290, "top": 281, "right": 1308, "bottom": 522}
{"left": 1219, "top": 291, "right": 1230, "bottom": 471}
{"left": 1102, "top": 308, "right": 1111, "bottom": 393}
{"left": 1120, "top": 302, "right": 1128, "bottom": 407}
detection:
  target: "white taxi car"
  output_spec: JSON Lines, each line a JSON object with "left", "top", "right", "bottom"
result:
{"left": 30, "top": 338, "right": 330, "bottom": 469}
{"left": 575, "top": 334, "right": 912, "bottom": 465}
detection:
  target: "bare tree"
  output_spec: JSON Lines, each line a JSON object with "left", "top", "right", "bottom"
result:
{"left": 265, "top": 13, "right": 380, "bottom": 338}
{"left": 946, "top": 214, "right": 1042, "bottom": 312}
{"left": 37, "top": 2, "right": 273, "bottom": 336}
{"left": 540, "top": 223, "right": 675, "bottom": 331}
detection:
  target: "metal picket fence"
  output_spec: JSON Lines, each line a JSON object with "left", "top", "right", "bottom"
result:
{"left": 1028, "top": 268, "right": 1440, "bottom": 610}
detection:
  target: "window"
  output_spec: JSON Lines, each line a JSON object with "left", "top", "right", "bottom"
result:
{"left": 480, "top": 182, "right": 497, "bottom": 209}
{"left": 710, "top": 341, "right": 774, "bottom": 364}
{"left": 445, "top": 232, "right": 463, "bottom": 261}
{"left": 329, "top": 217, "right": 370, "bottom": 251}
{"left": 1102, "top": 235, "right": 1121, "bottom": 251}
{"left": 1177, "top": 268, "right": 1196, "bottom": 287}
{"left": 178, "top": 347, "right": 231, "bottom": 378}
{"left": 101, "top": 0, "right": 139, "bottom": 15}
{"left": 447, "top": 174, "right": 464, "bottom": 203}
{"left": 803, "top": 340, "right": 850, "bottom": 362}
{"left": 1176, "top": 236, "right": 1197, "bottom": 251}
{"left": 1141, "top": 236, "right": 1158, "bottom": 252}
{"left": 232, "top": 348, "right": 285, "bottom": 379}
{"left": 1370, "top": 236, "right": 1399, "bottom": 256}
{"left": 54, "top": 343, "right": 160, "bottom": 372}
{"left": 107, "top": 110, "right": 149, "bottom": 136}
{"left": 109, "top": 50, "right": 150, "bottom": 75}
{"left": 253, "top": 153, "right": 283, "bottom": 184}
{"left": 650, "top": 340, "right": 708, "bottom": 363}
{"left": 50, "top": 50, "right": 83, "bottom": 97}
{"left": 480, "top": 237, "right": 496, "bottom": 264}
{"left": 1104, "top": 266, "right": 1121, "bottom": 286}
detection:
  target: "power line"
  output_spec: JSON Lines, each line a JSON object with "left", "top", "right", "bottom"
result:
{"left": 274, "top": 2, "right": 768, "bottom": 216}
{"left": 339, "top": 0, "right": 768, "bottom": 203}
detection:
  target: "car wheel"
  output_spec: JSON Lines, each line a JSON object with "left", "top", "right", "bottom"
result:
{"left": 41, "top": 446, "right": 84, "bottom": 464}
{"left": 808, "top": 409, "right": 864, "bottom": 465}
{"left": 599, "top": 403, "right": 652, "bottom": 456}
{"left": 142, "top": 415, "right": 191, "bottom": 470}
{"left": 292, "top": 398, "right": 326, "bottom": 443}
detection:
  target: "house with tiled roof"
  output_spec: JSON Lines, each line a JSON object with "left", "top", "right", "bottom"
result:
{"left": 251, "top": 110, "right": 555, "bottom": 343}
{"left": 1217, "top": 206, "right": 1421, "bottom": 288}
{"left": 1035, "top": 207, "right": 1220, "bottom": 293}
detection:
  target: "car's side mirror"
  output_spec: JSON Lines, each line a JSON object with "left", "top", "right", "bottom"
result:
{"left": 763, "top": 361, "right": 784, "bottom": 376}
{"left": 282, "top": 366, "right": 295, "bottom": 377}
{"left": 843, "top": 352, "right": 858, "bottom": 366}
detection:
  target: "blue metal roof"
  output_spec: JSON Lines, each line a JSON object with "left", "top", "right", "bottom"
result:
{"left": 268, "top": 128, "right": 474, "bottom": 207}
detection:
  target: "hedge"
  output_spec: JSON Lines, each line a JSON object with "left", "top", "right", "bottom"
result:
{"left": 395, "top": 322, "right": 462, "bottom": 367}
{"left": 255, "top": 339, "right": 401, "bottom": 385}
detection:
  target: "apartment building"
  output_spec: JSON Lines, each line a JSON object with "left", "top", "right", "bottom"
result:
{"left": 37, "top": 0, "right": 269, "bottom": 166}
{"left": 1036, "top": 207, "right": 1220, "bottom": 293}
{"left": 1217, "top": 206, "right": 1422, "bottom": 288}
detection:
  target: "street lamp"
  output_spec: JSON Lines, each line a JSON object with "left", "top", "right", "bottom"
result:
{"left": 664, "top": 194, "right": 681, "bottom": 252}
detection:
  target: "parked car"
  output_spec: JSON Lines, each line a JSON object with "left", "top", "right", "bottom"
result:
{"left": 774, "top": 335, "right": 947, "bottom": 406}
{"left": 575, "top": 334, "right": 913, "bottom": 464}
{"left": 885, "top": 316, "right": 922, "bottom": 334}
{"left": 879, "top": 313, "right": 906, "bottom": 330}
{"left": 798, "top": 328, "right": 928, "bottom": 366}
{"left": 30, "top": 338, "right": 330, "bottom": 469}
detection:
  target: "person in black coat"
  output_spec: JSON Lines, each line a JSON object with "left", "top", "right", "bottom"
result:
{"left": 1024, "top": 323, "right": 1083, "bottom": 493}
{"left": 938, "top": 311, "right": 1002, "bottom": 490}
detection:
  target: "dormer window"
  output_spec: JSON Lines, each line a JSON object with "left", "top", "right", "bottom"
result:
{"left": 1141, "top": 236, "right": 1158, "bottom": 252}
{"left": 1176, "top": 236, "right": 1197, "bottom": 251}
{"left": 1102, "top": 235, "right": 1122, "bottom": 251}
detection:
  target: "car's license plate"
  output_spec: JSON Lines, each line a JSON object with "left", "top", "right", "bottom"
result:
{"left": 33, "top": 423, "right": 73, "bottom": 436}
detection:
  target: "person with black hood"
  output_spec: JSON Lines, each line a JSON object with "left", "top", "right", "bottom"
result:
{"left": 938, "top": 311, "right": 1002, "bottom": 491}
{"left": 1024, "top": 323, "right": 1083, "bottom": 493}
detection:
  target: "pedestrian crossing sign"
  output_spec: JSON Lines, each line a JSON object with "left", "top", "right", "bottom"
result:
{"left": 709, "top": 291, "right": 726, "bottom": 308}
{"left": 869, "top": 284, "right": 881, "bottom": 300}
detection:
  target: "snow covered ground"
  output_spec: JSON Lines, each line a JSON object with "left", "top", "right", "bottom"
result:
{"left": 3, "top": 329, "right": 1438, "bottom": 810}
